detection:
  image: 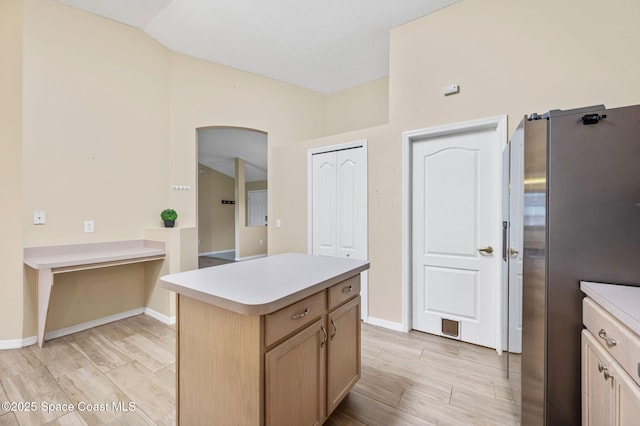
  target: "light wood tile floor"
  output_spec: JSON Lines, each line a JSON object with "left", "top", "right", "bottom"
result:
{"left": 0, "top": 316, "right": 520, "bottom": 425}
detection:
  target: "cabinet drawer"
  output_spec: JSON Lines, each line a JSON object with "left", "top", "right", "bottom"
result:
{"left": 583, "top": 297, "right": 640, "bottom": 387}
{"left": 265, "top": 291, "right": 326, "bottom": 347}
{"left": 328, "top": 276, "right": 360, "bottom": 310}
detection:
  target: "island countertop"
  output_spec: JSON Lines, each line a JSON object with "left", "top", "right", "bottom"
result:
{"left": 581, "top": 281, "right": 640, "bottom": 336}
{"left": 161, "top": 253, "right": 370, "bottom": 315}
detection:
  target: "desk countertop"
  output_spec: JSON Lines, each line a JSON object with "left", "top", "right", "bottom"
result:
{"left": 581, "top": 281, "right": 640, "bottom": 336}
{"left": 161, "top": 253, "right": 369, "bottom": 316}
{"left": 24, "top": 240, "right": 165, "bottom": 270}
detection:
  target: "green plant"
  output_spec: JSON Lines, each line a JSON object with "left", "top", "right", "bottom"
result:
{"left": 161, "top": 209, "right": 178, "bottom": 221}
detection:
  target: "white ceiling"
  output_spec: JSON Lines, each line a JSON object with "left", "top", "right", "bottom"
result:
{"left": 53, "top": 0, "right": 459, "bottom": 94}
{"left": 198, "top": 127, "right": 267, "bottom": 182}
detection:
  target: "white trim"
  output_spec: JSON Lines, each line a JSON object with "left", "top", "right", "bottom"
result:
{"left": 236, "top": 253, "right": 267, "bottom": 262}
{"left": 0, "top": 336, "right": 38, "bottom": 350}
{"left": 402, "top": 115, "right": 508, "bottom": 341}
{"left": 0, "top": 308, "right": 177, "bottom": 349}
{"left": 44, "top": 307, "right": 145, "bottom": 342}
{"left": 366, "top": 316, "right": 406, "bottom": 332}
{"left": 144, "top": 307, "right": 176, "bottom": 325}
{"left": 198, "top": 249, "right": 235, "bottom": 256}
{"left": 307, "top": 140, "right": 369, "bottom": 321}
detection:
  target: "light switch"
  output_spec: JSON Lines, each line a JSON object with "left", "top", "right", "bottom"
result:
{"left": 84, "top": 220, "right": 94, "bottom": 233}
{"left": 33, "top": 210, "right": 46, "bottom": 225}
{"left": 276, "top": 219, "right": 281, "bottom": 228}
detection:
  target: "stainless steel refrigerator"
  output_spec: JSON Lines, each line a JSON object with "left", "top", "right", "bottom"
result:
{"left": 520, "top": 104, "right": 640, "bottom": 425}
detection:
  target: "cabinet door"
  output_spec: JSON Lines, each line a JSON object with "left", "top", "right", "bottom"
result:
{"left": 265, "top": 318, "right": 326, "bottom": 426}
{"left": 611, "top": 362, "right": 640, "bottom": 426}
{"left": 582, "top": 330, "right": 614, "bottom": 426}
{"left": 327, "top": 296, "right": 361, "bottom": 414}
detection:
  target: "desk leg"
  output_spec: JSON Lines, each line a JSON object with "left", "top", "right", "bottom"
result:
{"left": 37, "top": 269, "right": 53, "bottom": 348}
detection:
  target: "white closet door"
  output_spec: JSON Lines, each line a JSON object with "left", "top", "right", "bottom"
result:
{"left": 311, "top": 144, "right": 368, "bottom": 320}
{"left": 312, "top": 152, "right": 338, "bottom": 257}
{"left": 337, "top": 148, "right": 367, "bottom": 260}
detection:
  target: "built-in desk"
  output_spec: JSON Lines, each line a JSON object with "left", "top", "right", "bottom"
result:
{"left": 24, "top": 240, "right": 165, "bottom": 347}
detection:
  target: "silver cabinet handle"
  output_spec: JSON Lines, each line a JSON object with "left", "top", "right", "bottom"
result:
{"left": 341, "top": 285, "right": 353, "bottom": 294}
{"left": 320, "top": 325, "right": 327, "bottom": 348}
{"left": 330, "top": 319, "right": 337, "bottom": 340}
{"left": 598, "top": 361, "right": 613, "bottom": 380}
{"left": 604, "top": 368, "right": 614, "bottom": 381}
{"left": 598, "top": 329, "right": 617, "bottom": 346}
{"left": 291, "top": 308, "right": 309, "bottom": 319}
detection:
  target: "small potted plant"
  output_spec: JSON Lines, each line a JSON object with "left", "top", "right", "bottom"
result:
{"left": 161, "top": 209, "right": 178, "bottom": 228}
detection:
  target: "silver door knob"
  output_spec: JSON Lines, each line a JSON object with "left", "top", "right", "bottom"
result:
{"left": 509, "top": 247, "right": 519, "bottom": 257}
{"left": 478, "top": 246, "right": 494, "bottom": 255}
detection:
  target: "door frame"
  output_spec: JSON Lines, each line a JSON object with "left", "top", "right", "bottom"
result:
{"left": 307, "top": 140, "right": 368, "bottom": 321}
{"left": 402, "top": 116, "right": 507, "bottom": 351}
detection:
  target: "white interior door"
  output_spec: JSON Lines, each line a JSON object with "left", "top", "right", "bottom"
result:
{"left": 508, "top": 126, "right": 524, "bottom": 354}
{"left": 247, "top": 189, "right": 268, "bottom": 226}
{"left": 337, "top": 148, "right": 367, "bottom": 260}
{"left": 312, "top": 152, "right": 337, "bottom": 257}
{"left": 310, "top": 143, "right": 368, "bottom": 320}
{"left": 412, "top": 126, "right": 500, "bottom": 349}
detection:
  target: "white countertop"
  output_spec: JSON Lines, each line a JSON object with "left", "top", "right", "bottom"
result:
{"left": 581, "top": 281, "right": 640, "bottom": 336}
{"left": 24, "top": 240, "right": 165, "bottom": 270}
{"left": 161, "top": 253, "right": 370, "bottom": 315}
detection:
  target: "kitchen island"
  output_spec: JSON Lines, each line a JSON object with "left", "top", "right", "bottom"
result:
{"left": 161, "top": 253, "right": 370, "bottom": 425}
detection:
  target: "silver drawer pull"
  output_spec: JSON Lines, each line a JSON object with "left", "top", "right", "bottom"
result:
{"left": 330, "top": 319, "right": 337, "bottom": 340}
{"left": 598, "top": 362, "right": 613, "bottom": 380}
{"left": 320, "top": 325, "right": 327, "bottom": 348}
{"left": 291, "top": 308, "right": 309, "bottom": 319}
{"left": 341, "top": 285, "right": 353, "bottom": 294}
{"left": 598, "top": 329, "right": 618, "bottom": 346}
{"left": 603, "top": 368, "right": 614, "bottom": 381}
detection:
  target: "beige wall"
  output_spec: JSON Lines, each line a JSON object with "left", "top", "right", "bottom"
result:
{"left": 270, "top": 0, "right": 640, "bottom": 324}
{"left": 198, "top": 164, "right": 235, "bottom": 254}
{"left": 389, "top": 0, "right": 640, "bottom": 135}
{"left": 235, "top": 160, "right": 267, "bottom": 258}
{"left": 17, "top": 0, "right": 172, "bottom": 339}
{"left": 0, "top": 0, "right": 24, "bottom": 341}
{"left": 1, "top": 0, "right": 329, "bottom": 342}
{"left": 326, "top": 77, "right": 389, "bottom": 135}
{"left": 167, "top": 53, "right": 328, "bottom": 233}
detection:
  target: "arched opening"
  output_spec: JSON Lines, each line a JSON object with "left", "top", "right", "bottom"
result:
{"left": 196, "top": 126, "right": 268, "bottom": 268}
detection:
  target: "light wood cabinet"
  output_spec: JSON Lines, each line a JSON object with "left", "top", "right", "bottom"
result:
{"left": 611, "top": 362, "right": 640, "bottom": 426}
{"left": 327, "top": 296, "right": 361, "bottom": 413}
{"left": 582, "top": 297, "right": 640, "bottom": 426}
{"left": 582, "top": 329, "right": 614, "bottom": 425}
{"left": 176, "top": 274, "right": 362, "bottom": 425}
{"left": 266, "top": 318, "right": 326, "bottom": 426}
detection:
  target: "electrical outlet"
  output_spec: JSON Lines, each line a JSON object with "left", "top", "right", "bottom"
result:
{"left": 33, "top": 210, "right": 46, "bottom": 225}
{"left": 84, "top": 220, "right": 94, "bottom": 233}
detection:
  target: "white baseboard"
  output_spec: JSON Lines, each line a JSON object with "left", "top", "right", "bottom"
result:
{"left": 144, "top": 307, "right": 176, "bottom": 325}
{"left": 198, "top": 249, "right": 234, "bottom": 256}
{"left": 44, "top": 308, "right": 145, "bottom": 342}
{"left": 0, "top": 336, "right": 37, "bottom": 350}
{"left": 0, "top": 307, "right": 156, "bottom": 349}
{"left": 365, "top": 316, "right": 406, "bottom": 332}
{"left": 236, "top": 253, "right": 267, "bottom": 261}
